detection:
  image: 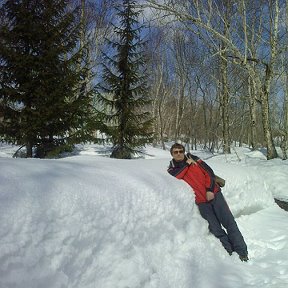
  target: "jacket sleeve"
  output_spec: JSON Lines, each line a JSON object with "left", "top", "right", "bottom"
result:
{"left": 198, "top": 159, "right": 217, "bottom": 192}
{"left": 167, "top": 161, "right": 189, "bottom": 179}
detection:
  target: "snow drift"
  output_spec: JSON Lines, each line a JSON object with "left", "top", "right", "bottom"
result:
{"left": 0, "top": 145, "right": 288, "bottom": 288}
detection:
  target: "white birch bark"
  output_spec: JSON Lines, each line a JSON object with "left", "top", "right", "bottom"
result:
{"left": 144, "top": 0, "right": 279, "bottom": 159}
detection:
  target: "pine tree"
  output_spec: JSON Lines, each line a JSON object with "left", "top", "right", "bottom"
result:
{"left": 97, "top": 0, "right": 153, "bottom": 159}
{"left": 0, "top": 0, "right": 95, "bottom": 158}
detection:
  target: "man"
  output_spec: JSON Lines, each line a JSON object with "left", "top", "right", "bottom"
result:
{"left": 167, "top": 143, "right": 249, "bottom": 262}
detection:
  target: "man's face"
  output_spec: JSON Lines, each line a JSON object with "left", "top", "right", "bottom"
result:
{"left": 172, "top": 148, "right": 185, "bottom": 161}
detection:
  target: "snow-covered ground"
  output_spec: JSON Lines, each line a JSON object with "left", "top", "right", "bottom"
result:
{"left": 0, "top": 143, "right": 288, "bottom": 288}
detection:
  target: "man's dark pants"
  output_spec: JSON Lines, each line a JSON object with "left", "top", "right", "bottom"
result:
{"left": 198, "top": 191, "right": 248, "bottom": 256}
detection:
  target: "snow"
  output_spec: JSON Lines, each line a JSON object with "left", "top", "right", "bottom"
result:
{"left": 0, "top": 143, "right": 288, "bottom": 288}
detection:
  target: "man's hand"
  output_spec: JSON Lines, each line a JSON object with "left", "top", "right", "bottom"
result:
{"left": 186, "top": 158, "right": 197, "bottom": 165}
{"left": 206, "top": 191, "right": 215, "bottom": 201}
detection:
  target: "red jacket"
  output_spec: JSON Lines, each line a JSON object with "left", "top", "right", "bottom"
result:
{"left": 168, "top": 153, "right": 220, "bottom": 204}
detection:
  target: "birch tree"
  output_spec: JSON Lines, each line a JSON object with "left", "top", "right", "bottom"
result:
{"left": 173, "top": 31, "right": 189, "bottom": 141}
{"left": 145, "top": 0, "right": 280, "bottom": 159}
{"left": 280, "top": 0, "right": 288, "bottom": 159}
{"left": 150, "top": 57, "right": 174, "bottom": 150}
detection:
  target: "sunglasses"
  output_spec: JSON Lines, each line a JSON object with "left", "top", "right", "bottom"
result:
{"left": 173, "top": 150, "right": 184, "bottom": 155}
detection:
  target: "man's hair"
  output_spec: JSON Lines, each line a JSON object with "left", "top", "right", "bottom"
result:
{"left": 170, "top": 143, "right": 185, "bottom": 155}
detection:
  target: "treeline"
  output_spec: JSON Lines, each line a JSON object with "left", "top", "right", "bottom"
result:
{"left": 145, "top": 0, "right": 288, "bottom": 160}
{"left": 0, "top": 0, "right": 152, "bottom": 159}
{"left": 0, "top": 0, "right": 287, "bottom": 160}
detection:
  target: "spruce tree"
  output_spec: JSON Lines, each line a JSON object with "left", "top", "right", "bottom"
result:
{"left": 0, "top": 0, "right": 95, "bottom": 158}
{"left": 97, "top": 0, "right": 153, "bottom": 159}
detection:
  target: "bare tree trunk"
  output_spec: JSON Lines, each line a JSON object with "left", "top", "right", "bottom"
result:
{"left": 280, "top": 0, "right": 288, "bottom": 159}
{"left": 174, "top": 76, "right": 185, "bottom": 141}
{"left": 158, "top": 95, "right": 167, "bottom": 150}
{"left": 152, "top": 102, "right": 159, "bottom": 147}
{"left": 151, "top": 61, "right": 171, "bottom": 150}
{"left": 220, "top": 48, "right": 230, "bottom": 154}
{"left": 26, "top": 141, "right": 33, "bottom": 158}
{"left": 151, "top": 65, "right": 163, "bottom": 146}
{"left": 281, "top": 76, "right": 288, "bottom": 159}
{"left": 248, "top": 76, "right": 257, "bottom": 149}
{"left": 195, "top": 75, "right": 208, "bottom": 148}
{"left": 173, "top": 32, "right": 188, "bottom": 142}
{"left": 220, "top": 1, "right": 231, "bottom": 154}
{"left": 261, "top": 64, "right": 278, "bottom": 159}
{"left": 260, "top": 0, "right": 279, "bottom": 159}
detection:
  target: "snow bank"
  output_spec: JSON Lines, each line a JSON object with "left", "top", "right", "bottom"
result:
{"left": 1, "top": 157, "right": 194, "bottom": 288}
{"left": 0, "top": 148, "right": 288, "bottom": 288}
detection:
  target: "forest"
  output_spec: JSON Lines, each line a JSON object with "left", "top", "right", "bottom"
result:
{"left": 0, "top": 0, "right": 287, "bottom": 160}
